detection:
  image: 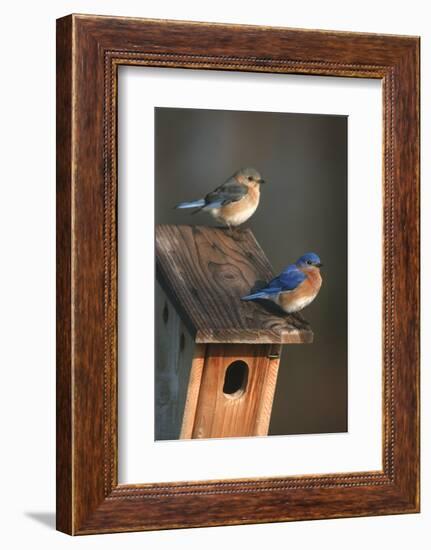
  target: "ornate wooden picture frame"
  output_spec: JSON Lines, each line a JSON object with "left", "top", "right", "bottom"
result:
{"left": 56, "top": 14, "right": 420, "bottom": 534}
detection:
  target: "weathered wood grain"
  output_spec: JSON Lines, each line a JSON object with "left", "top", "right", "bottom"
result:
{"left": 56, "top": 14, "right": 420, "bottom": 535}
{"left": 155, "top": 282, "right": 198, "bottom": 440}
{"left": 179, "top": 345, "right": 206, "bottom": 439}
{"left": 156, "top": 224, "right": 313, "bottom": 344}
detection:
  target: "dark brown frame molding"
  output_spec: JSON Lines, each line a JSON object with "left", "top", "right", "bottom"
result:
{"left": 56, "top": 14, "right": 420, "bottom": 534}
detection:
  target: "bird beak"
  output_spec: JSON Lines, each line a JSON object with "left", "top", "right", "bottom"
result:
{"left": 258, "top": 178, "right": 266, "bottom": 184}
{"left": 316, "top": 262, "right": 323, "bottom": 268}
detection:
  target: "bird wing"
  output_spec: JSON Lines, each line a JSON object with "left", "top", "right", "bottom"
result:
{"left": 267, "top": 265, "right": 306, "bottom": 292}
{"left": 204, "top": 177, "right": 248, "bottom": 208}
{"left": 242, "top": 265, "right": 306, "bottom": 301}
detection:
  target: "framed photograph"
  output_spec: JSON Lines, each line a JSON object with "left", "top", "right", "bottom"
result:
{"left": 56, "top": 14, "right": 420, "bottom": 534}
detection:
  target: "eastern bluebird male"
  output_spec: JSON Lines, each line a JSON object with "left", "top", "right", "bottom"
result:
{"left": 241, "top": 252, "right": 323, "bottom": 314}
{"left": 175, "top": 167, "right": 266, "bottom": 230}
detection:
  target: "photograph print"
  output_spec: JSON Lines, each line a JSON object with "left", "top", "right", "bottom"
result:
{"left": 154, "top": 106, "right": 347, "bottom": 441}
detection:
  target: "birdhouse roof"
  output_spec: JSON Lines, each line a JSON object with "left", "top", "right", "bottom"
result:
{"left": 155, "top": 225, "right": 313, "bottom": 344}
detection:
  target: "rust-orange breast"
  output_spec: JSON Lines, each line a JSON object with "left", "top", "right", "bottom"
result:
{"left": 278, "top": 267, "right": 322, "bottom": 313}
{"left": 217, "top": 185, "right": 260, "bottom": 226}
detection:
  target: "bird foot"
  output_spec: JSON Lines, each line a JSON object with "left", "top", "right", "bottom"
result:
{"left": 225, "top": 225, "right": 234, "bottom": 238}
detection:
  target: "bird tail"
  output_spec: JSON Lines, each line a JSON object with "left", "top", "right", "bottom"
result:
{"left": 241, "top": 291, "right": 269, "bottom": 301}
{"left": 175, "top": 199, "right": 206, "bottom": 210}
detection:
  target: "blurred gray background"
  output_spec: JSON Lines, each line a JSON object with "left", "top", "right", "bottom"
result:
{"left": 155, "top": 107, "right": 347, "bottom": 435}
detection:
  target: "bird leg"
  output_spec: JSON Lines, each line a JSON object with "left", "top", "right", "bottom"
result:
{"left": 226, "top": 222, "right": 234, "bottom": 238}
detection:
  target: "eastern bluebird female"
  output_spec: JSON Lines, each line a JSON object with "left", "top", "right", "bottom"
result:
{"left": 175, "top": 167, "right": 265, "bottom": 229}
{"left": 241, "top": 253, "right": 323, "bottom": 314}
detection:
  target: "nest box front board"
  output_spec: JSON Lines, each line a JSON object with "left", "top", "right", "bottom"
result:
{"left": 155, "top": 225, "right": 313, "bottom": 440}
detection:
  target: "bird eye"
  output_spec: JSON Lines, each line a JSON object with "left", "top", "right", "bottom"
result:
{"left": 307, "top": 260, "right": 312, "bottom": 265}
{"left": 248, "top": 176, "right": 253, "bottom": 181}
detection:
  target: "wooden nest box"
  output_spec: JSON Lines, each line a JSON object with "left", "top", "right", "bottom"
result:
{"left": 155, "top": 224, "right": 313, "bottom": 440}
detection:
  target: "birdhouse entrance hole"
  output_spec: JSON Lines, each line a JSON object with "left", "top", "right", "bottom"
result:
{"left": 223, "top": 360, "right": 249, "bottom": 397}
